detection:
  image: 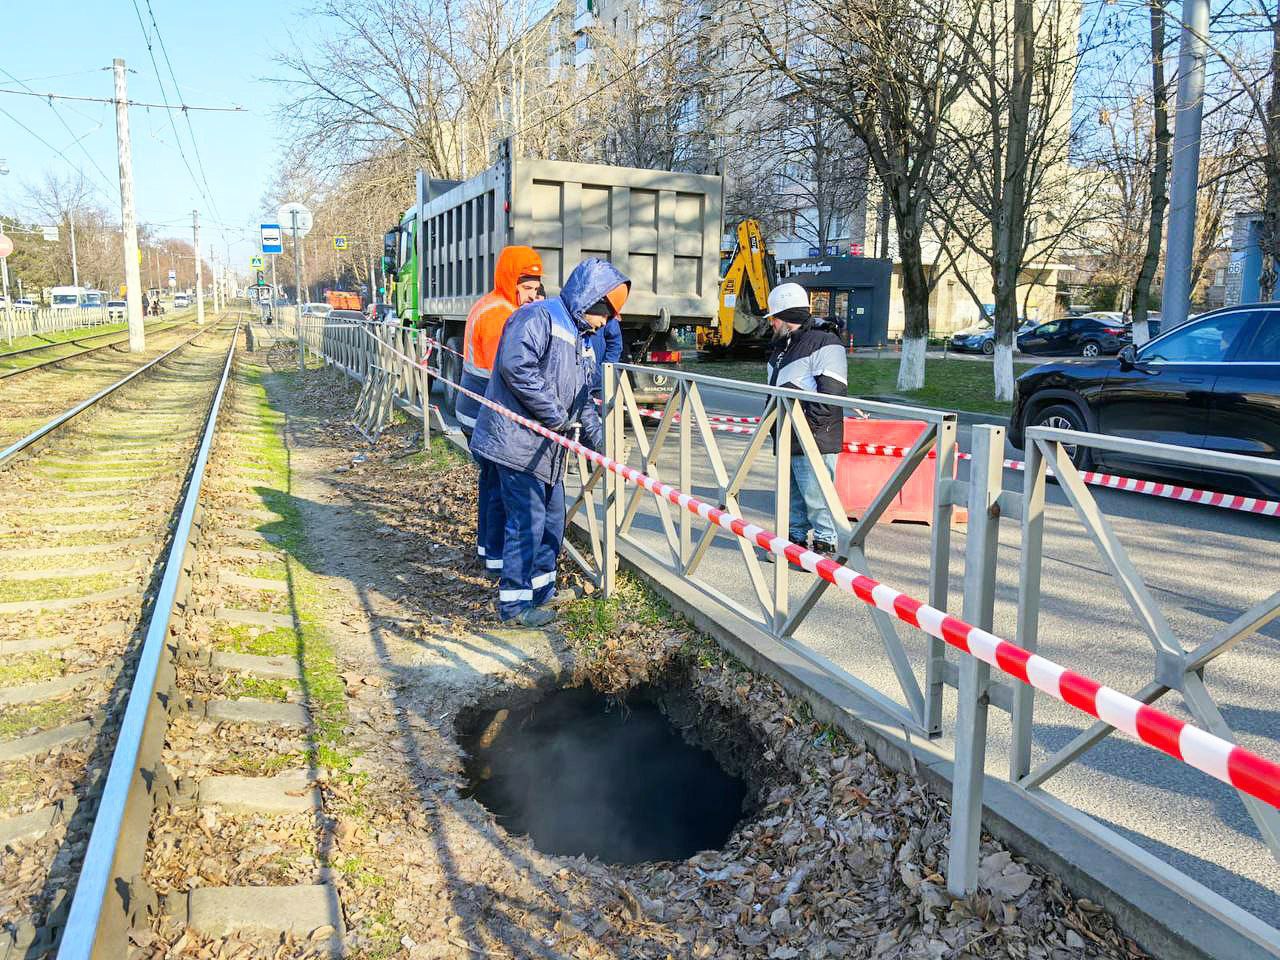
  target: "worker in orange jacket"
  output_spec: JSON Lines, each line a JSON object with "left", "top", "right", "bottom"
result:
{"left": 457, "top": 246, "right": 544, "bottom": 575}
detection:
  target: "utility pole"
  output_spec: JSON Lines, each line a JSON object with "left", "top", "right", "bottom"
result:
{"left": 212, "top": 256, "right": 221, "bottom": 313}
{"left": 113, "top": 58, "right": 145, "bottom": 352}
{"left": 69, "top": 211, "right": 80, "bottom": 289}
{"left": 1161, "top": 0, "right": 1210, "bottom": 329}
{"left": 193, "top": 209, "right": 205, "bottom": 324}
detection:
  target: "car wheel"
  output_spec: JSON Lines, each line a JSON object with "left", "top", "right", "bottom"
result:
{"left": 981, "top": 339, "right": 995, "bottom": 356}
{"left": 1035, "top": 403, "right": 1092, "bottom": 469}
{"left": 1080, "top": 340, "right": 1100, "bottom": 358}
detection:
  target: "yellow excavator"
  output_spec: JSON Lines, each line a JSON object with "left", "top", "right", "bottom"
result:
{"left": 697, "top": 219, "right": 778, "bottom": 357}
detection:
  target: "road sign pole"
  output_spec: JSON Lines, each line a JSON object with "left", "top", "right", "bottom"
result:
{"left": 293, "top": 210, "right": 305, "bottom": 372}
{"left": 113, "top": 58, "right": 145, "bottom": 352}
{"left": 271, "top": 255, "right": 278, "bottom": 312}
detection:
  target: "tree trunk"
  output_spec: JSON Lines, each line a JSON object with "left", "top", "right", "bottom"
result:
{"left": 992, "top": 0, "right": 1034, "bottom": 403}
{"left": 1259, "top": 15, "right": 1280, "bottom": 302}
{"left": 897, "top": 218, "right": 930, "bottom": 391}
{"left": 1132, "top": 0, "right": 1170, "bottom": 343}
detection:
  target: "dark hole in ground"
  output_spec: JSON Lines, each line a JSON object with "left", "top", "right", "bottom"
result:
{"left": 458, "top": 679, "right": 764, "bottom": 865}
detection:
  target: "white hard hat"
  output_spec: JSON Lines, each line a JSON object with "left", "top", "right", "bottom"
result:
{"left": 765, "top": 282, "right": 810, "bottom": 318}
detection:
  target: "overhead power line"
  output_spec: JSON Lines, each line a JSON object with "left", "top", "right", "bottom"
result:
{"left": 0, "top": 86, "right": 247, "bottom": 112}
{"left": 0, "top": 66, "right": 115, "bottom": 190}
{"left": 142, "top": 0, "right": 226, "bottom": 229}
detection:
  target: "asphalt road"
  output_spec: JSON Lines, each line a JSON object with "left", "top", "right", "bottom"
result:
{"left": 437, "top": 377, "right": 1280, "bottom": 930}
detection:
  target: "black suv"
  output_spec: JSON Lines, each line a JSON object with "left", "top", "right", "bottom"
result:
{"left": 1016, "top": 316, "right": 1131, "bottom": 357}
{"left": 1010, "top": 303, "right": 1280, "bottom": 492}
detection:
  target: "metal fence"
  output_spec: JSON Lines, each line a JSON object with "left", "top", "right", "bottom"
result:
{"left": 289, "top": 316, "right": 1280, "bottom": 953}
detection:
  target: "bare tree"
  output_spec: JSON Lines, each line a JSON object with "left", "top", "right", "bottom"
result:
{"left": 750, "top": 0, "right": 979, "bottom": 390}
{"left": 933, "top": 0, "right": 1105, "bottom": 399}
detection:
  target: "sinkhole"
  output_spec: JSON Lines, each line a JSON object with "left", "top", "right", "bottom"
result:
{"left": 458, "top": 675, "right": 766, "bottom": 865}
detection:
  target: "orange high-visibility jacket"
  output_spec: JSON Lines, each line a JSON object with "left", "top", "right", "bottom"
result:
{"left": 462, "top": 246, "right": 543, "bottom": 376}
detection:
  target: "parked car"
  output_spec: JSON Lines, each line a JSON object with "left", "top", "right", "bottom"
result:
{"left": 950, "top": 319, "right": 995, "bottom": 354}
{"left": 1009, "top": 303, "right": 1280, "bottom": 493}
{"left": 173, "top": 293, "right": 191, "bottom": 308}
{"left": 1016, "top": 316, "right": 1130, "bottom": 357}
{"left": 300, "top": 302, "right": 333, "bottom": 317}
{"left": 106, "top": 299, "right": 127, "bottom": 319}
{"left": 329, "top": 309, "right": 364, "bottom": 324}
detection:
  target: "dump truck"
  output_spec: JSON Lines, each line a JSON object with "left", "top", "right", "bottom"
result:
{"left": 381, "top": 139, "right": 724, "bottom": 410}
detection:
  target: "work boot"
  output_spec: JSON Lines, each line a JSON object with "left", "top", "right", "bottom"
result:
{"left": 514, "top": 607, "right": 557, "bottom": 628}
{"left": 812, "top": 540, "right": 838, "bottom": 560}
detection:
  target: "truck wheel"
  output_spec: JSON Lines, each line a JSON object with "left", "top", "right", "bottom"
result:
{"left": 442, "top": 335, "right": 463, "bottom": 417}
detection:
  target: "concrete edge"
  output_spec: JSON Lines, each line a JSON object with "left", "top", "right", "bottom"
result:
{"left": 601, "top": 534, "right": 1279, "bottom": 960}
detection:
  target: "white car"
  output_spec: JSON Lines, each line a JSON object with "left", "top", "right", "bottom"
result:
{"left": 107, "top": 300, "right": 127, "bottom": 319}
{"left": 300, "top": 302, "right": 333, "bottom": 317}
{"left": 173, "top": 294, "right": 192, "bottom": 308}
{"left": 13, "top": 298, "right": 35, "bottom": 311}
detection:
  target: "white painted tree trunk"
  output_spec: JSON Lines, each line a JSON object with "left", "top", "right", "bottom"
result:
{"left": 897, "top": 335, "right": 926, "bottom": 391}
{"left": 1131, "top": 319, "right": 1150, "bottom": 346}
{"left": 994, "top": 341, "right": 1015, "bottom": 402}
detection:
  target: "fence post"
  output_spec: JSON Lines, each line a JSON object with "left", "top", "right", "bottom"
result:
{"left": 416, "top": 336, "right": 431, "bottom": 450}
{"left": 1010, "top": 435, "right": 1046, "bottom": 781}
{"left": 924, "top": 416, "right": 959, "bottom": 737}
{"left": 947, "top": 423, "right": 1004, "bottom": 897}
{"left": 602, "top": 363, "right": 620, "bottom": 598}
{"left": 772, "top": 399, "right": 792, "bottom": 636}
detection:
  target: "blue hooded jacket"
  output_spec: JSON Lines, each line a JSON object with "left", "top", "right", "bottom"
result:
{"left": 469, "top": 258, "right": 629, "bottom": 485}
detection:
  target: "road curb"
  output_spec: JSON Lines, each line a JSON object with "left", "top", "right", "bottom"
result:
{"left": 862, "top": 395, "right": 1011, "bottom": 427}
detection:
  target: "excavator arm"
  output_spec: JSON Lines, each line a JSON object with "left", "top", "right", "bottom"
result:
{"left": 709, "top": 219, "right": 776, "bottom": 349}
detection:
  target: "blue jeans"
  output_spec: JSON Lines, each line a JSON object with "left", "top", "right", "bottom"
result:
{"left": 789, "top": 454, "right": 839, "bottom": 546}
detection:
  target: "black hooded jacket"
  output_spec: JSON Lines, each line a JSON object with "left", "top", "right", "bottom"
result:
{"left": 766, "top": 316, "right": 848, "bottom": 455}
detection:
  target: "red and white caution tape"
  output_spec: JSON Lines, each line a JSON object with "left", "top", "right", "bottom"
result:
{"left": 393, "top": 325, "right": 1280, "bottom": 519}
{"left": 837, "top": 441, "right": 1280, "bottom": 518}
{"left": 395, "top": 332, "right": 1280, "bottom": 810}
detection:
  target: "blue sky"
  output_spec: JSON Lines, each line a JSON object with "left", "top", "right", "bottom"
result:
{"left": 0, "top": 0, "right": 308, "bottom": 270}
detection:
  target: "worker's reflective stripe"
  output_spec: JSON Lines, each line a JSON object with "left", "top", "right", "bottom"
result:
{"left": 531, "top": 571, "right": 554, "bottom": 589}
{"left": 485, "top": 557, "right": 503, "bottom": 570}
{"left": 457, "top": 409, "right": 478, "bottom": 429}
{"left": 812, "top": 344, "right": 849, "bottom": 383}
{"left": 463, "top": 360, "right": 490, "bottom": 378}
{"left": 550, "top": 323, "right": 578, "bottom": 346}
{"left": 499, "top": 588, "right": 533, "bottom": 602}
{"left": 477, "top": 545, "right": 486, "bottom": 557}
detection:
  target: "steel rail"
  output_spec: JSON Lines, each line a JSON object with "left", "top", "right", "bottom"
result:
{"left": 0, "top": 318, "right": 226, "bottom": 468}
{"left": 0, "top": 314, "right": 201, "bottom": 380}
{"left": 55, "top": 319, "right": 241, "bottom": 960}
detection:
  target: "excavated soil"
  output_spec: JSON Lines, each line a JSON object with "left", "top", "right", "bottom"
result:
{"left": 226, "top": 353, "right": 1151, "bottom": 960}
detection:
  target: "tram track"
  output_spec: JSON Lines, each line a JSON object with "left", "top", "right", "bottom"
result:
{"left": 1, "top": 317, "right": 346, "bottom": 958}
{"left": 0, "top": 315, "right": 212, "bottom": 453}
{"left": 0, "top": 314, "right": 243, "bottom": 958}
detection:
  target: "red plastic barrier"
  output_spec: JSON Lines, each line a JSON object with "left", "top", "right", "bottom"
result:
{"left": 836, "top": 419, "right": 959, "bottom": 523}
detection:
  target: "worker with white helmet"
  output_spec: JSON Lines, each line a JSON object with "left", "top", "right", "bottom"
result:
{"left": 763, "top": 282, "right": 848, "bottom": 560}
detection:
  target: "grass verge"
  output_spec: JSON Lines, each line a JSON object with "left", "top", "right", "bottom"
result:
{"left": 683, "top": 355, "right": 1035, "bottom": 416}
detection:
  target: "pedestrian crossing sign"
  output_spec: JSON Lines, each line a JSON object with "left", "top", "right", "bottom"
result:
{"left": 250, "top": 255, "right": 264, "bottom": 269}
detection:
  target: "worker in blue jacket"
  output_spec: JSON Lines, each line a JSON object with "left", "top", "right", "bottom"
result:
{"left": 586, "top": 315, "right": 623, "bottom": 399}
{"left": 470, "top": 258, "right": 630, "bottom": 626}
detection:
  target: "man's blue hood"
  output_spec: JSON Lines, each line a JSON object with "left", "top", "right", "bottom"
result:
{"left": 559, "top": 258, "right": 630, "bottom": 326}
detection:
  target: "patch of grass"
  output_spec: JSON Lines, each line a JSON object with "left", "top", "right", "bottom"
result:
{"left": 683, "top": 355, "right": 1035, "bottom": 415}
{"left": 225, "top": 675, "right": 295, "bottom": 701}
{"left": 215, "top": 624, "right": 299, "bottom": 658}
{"left": 397, "top": 436, "right": 468, "bottom": 471}
{"left": 0, "top": 697, "right": 84, "bottom": 740}
{"left": 236, "top": 368, "right": 351, "bottom": 772}
{"left": 559, "top": 573, "right": 670, "bottom": 655}
{"left": 0, "top": 652, "right": 65, "bottom": 687}
{"left": 246, "top": 561, "right": 289, "bottom": 581}
{"left": 0, "top": 572, "right": 123, "bottom": 604}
